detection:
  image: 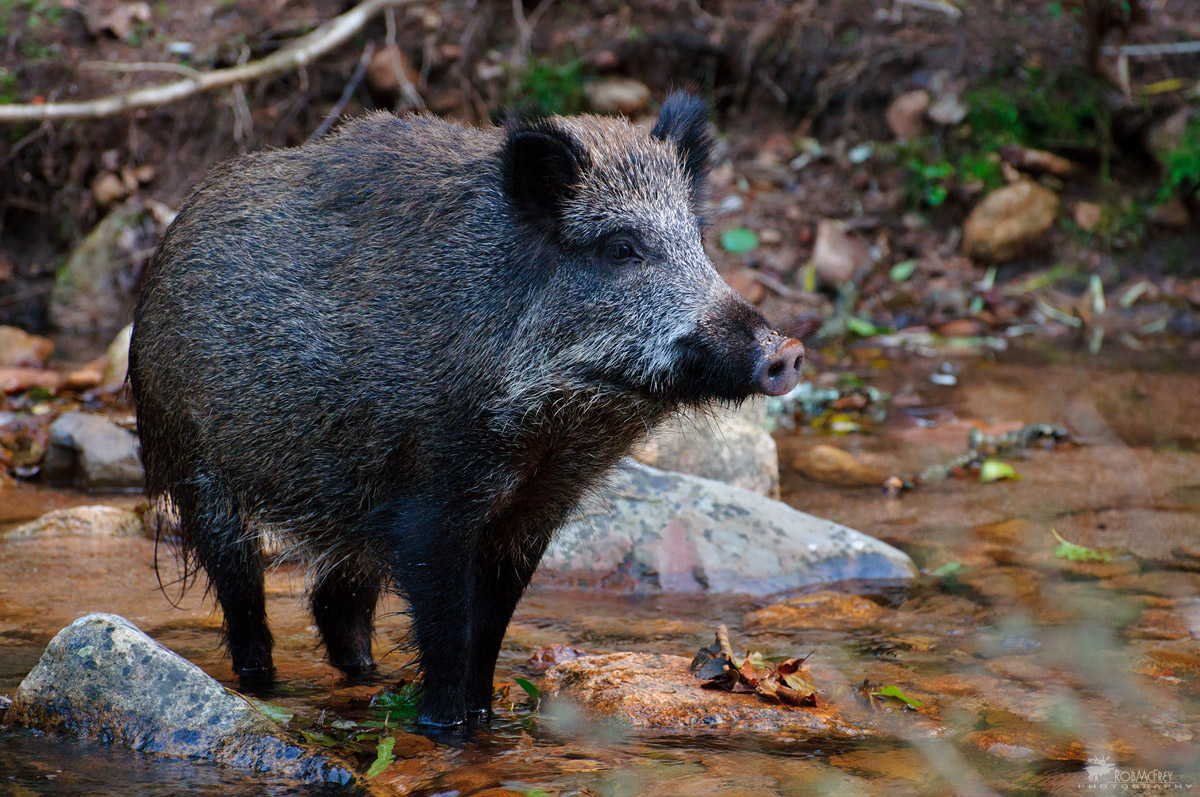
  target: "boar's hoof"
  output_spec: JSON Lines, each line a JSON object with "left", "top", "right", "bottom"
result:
{"left": 417, "top": 707, "right": 468, "bottom": 729}
{"left": 334, "top": 661, "right": 377, "bottom": 682}
{"left": 234, "top": 665, "right": 276, "bottom": 691}
{"left": 468, "top": 707, "right": 493, "bottom": 723}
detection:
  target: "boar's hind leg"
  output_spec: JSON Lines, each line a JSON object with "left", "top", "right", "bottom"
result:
{"left": 310, "top": 563, "right": 381, "bottom": 680}
{"left": 466, "top": 530, "right": 555, "bottom": 721}
{"left": 176, "top": 469, "right": 273, "bottom": 683}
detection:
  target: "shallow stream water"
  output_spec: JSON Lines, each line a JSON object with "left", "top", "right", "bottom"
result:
{"left": 1, "top": 344, "right": 1198, "bottom": 795}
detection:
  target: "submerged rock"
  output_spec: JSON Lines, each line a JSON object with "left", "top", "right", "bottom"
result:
{"left": 2, "top": 505, "right": 145, "bottom": 540}
{"left": 538, "top": 461, "right": 916, "bottom": 593}
{"left": 744, "top": 590, "right": 887, "bottom": 631}
{"left": 5, "top": 613, "right": 357, "bottom": 786}
{"left": 634, "top": 400, "right": 779, "bottom": 497}
{"left": 44, "top": 411, "right": 144, "bottom": 490}
{"left": 791, "top": 444, "right": 887, "bottom": 488}
{"left": 541, "top": 652, "right": 869, "bottom": 736}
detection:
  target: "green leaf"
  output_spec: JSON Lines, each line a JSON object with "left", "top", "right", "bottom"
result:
{"left": 371, "top": 682, "right": 421, "bottom": 721}
{"left": 514, "top": 677, "right": 540, "bottom": 700}
{"left": 248, "top": 699, "right": 293, "bottom": 727}
{"left": 889, "top": 260, "right": 916, "bottom": 282}
{"left": 299, "top": 730, "right": 340, "bottom": 747}
{"left": 365, "top": 735, "right": 396, "bottom": 780}
{"left": 872, "top": 684, "right": 923, "bottom": 709}
{"left": 932, "top": 562, "right": 962, "bottom": 578}
{"left": 1051, "top": 528, "right": 1115, "bottom": 563}
{"left": 979, "top": 459, "right": 1020, "bottom": 483}
{"left": 845, "top": 317, "right": 879, "bottom": 337}
{"left": 800, "top": 261, "right": 816, "bottom": 292}
{"left": 720, "top": 227, "right": 759, "bottom": 254}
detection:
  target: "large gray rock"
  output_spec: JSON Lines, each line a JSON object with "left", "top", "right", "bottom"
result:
{"left": 537, "top": 461, "right": 916, "bottom": 593}
{"left": 5, "top": 613, "right": 356, "bottom": 786}
{"left": 633, "top": 400, "right": 779, "bottom": 497}
{"left": 50, "top": 201, "right": 156, "bottom": 333}
{"left": 44, "top": 411, "right": 143, "bottom": 490}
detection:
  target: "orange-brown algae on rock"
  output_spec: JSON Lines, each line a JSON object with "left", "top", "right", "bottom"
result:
{"left": 960, "top": 720, "right": 1087, "bottom": 763}
{"left": 540, "top": 652, "right": 871, "bottom": 737}
{"left": 744, "top": 591, "right": 887, "bottom": 631}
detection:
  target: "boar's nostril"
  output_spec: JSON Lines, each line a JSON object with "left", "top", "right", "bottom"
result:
{"left": 754, "top": 337, "right": 804, "bottom": 397}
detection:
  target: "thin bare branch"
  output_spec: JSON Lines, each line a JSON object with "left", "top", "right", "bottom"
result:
{"left": 81, "top": 61, "right": 204, "bottom": 80}
{"left": 0, "top": 0, "right": 420, "bottom": 123}
{"left": 308, "top": 41, "right": 375, "bottom": 142}
{"left": 384, "top": 7, "right": 425, "bottom": 111}
{"left": 1102, "top": 40, "right": 1200, "bottom": 57}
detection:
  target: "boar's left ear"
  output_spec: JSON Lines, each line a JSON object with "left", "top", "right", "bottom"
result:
{"left": 502, "top": 118, "right": 590, "bottom": 233}
{"left": 651, "top": 91, "right": 713, "bottom": 199}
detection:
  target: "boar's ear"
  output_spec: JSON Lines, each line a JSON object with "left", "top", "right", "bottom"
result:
{"left": 651, "top": 91, "right": 713, "bottom": 198}
{"left": 502, "top": 118, "right": 589, "bottom": 232}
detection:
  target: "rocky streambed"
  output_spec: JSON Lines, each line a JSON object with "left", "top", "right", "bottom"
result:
{"left": 1, "top": 345, "right": 1199, "bottom": 794}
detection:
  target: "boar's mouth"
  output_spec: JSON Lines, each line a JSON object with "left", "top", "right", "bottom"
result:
{"left": 672, "top": 331, "right": 763, "bottom": 404}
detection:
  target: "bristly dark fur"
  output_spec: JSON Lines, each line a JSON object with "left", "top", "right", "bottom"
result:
{"left": 501, "top": 115, "right": 592, "bottom": 235}
{"left": 129, "top": 93, "right": 789, "bottom": 727}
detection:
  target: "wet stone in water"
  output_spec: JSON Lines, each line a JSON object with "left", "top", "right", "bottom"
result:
{"left": 5, "top": 613, "right": 358, "bottom": 786}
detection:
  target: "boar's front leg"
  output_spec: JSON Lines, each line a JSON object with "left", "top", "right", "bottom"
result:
{"left": 466, "top": 527, "right": 555, "bottom": 720}
{"left": 376, "top": 495, "right": 478, "bottom": 727}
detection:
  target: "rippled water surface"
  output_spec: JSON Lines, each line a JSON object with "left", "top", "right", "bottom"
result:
{"left": 2, "top": 345, "right": 1198, "bottom": 795}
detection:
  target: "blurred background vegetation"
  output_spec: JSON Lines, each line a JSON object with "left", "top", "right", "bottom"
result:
{"left": 0, "top": 0, "right": 1197, "bottom": 346}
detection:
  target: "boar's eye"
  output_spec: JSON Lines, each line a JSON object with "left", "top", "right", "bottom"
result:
{"left": 602, "top": 237, "right": 641, "bottom": 267}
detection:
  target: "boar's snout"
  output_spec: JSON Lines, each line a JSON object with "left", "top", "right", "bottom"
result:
{"left": 753, "top": 334, "right": 804, "bottom": 396}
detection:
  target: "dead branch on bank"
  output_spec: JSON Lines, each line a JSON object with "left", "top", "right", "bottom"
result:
{"left": 0, "top": 0, "right": 419, "bottom": 124}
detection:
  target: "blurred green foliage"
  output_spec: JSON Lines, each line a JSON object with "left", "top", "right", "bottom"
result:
{"left": 965, "top": 68, "right": 1110, "bottom": 153}
{"left": 514, "top": 58, "right": 587, "bottom": 116}
{"left": 895, "top": 68, "right": 1115, "bottom": 211}
{"left": 1158, "top": 115, "right": 1200, "bottom": 202}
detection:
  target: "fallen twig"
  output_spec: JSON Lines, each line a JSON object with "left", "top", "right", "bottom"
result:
{"left": 749, "top": 270, "right": 808, "bottom": 301}
{"left": 0, "top": 0, "right": 420, "bottom": 123}
{"left": 307, "top": 42, "right": 375, "bottom": 142}
{"left": 886, "top": 422, "right": 1070, "bottom": 495}
{"left": 716, "top": 623, "right": 735, "bottom": 662}
{"left": 1102, "top": 40, "right": 1200, "bottom": 57}
{"left": 384, "top": 8, "right": 425, "bottom": 111}
{"left": 891, "top": 0, "right": 963, "bottom": 19}
{"left": 82, "top": 61, "right": 204, "bottom": 80}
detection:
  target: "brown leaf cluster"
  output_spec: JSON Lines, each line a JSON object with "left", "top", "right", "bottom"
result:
{"left": 690, "top": 626, "right": 818, "bottom": 708}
